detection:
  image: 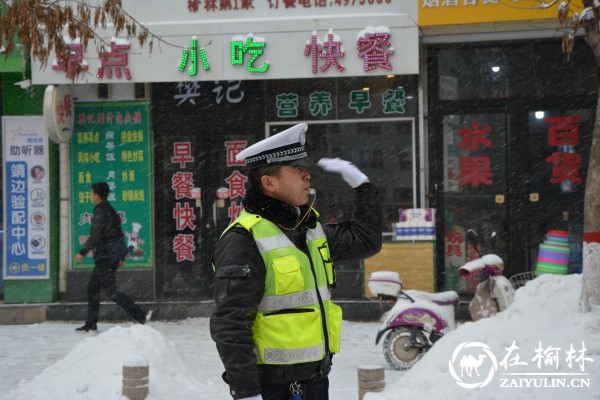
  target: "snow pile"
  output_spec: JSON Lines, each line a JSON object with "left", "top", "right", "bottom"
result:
{"left": 3, "top": 274, "right": 599, "bottom": 400}
{"left": 367, "top": 274, "right": 600, "bottom": 400}
{"left": 7, "top": 324, "right": 210, "bottom": 400}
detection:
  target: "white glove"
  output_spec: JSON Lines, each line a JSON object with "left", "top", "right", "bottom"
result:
{"left": 317, "top": 157, "right": 368, "bottom": 188}
{"left": 238, "top": 396, "right": 263, "bottom": 400}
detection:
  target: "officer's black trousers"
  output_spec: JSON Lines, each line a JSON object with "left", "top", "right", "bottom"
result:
{"left": 85, "top": 259, "right": 145, "bottom": 325}
{"left": 261, "top": 376, "right": 329, "bottom": 400}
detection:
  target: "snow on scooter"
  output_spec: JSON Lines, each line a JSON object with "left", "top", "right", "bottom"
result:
{"left": 368, "top": 229, "right": 515, "bottom": 370}
{"left": 368, "top": 271, "right": 459, "bottom": 370}
{"left": 459, "top": 229, "right": 515, "bottom": 321}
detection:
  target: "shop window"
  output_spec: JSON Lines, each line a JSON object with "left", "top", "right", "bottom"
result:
{"left": 134, "top": 83, "right": 147, "bottom": 99}
{"left": 97, "top": 83, "right": 109, "bottom": 99}
{"left": 437, "top": 41, "right": 598, "bottom": 101}
{"left": 151, "top": 78, "right": 417, "bottom": 298}
{"left": 268, "top": 119, "right": 415, "bottom": 236}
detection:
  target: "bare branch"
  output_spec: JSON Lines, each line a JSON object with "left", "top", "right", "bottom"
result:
{"left": 0, "top": 0, "right": 204, "bottom": 81}
{"left": 498, "top": 0, "right": 562, "bottom": 9}
{"left": 42, "top": 0, "right": 188, "bottom": 51}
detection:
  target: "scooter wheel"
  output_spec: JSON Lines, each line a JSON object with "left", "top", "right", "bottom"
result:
{"left": 382, "top": 326, "right": 427, "bottom": 370}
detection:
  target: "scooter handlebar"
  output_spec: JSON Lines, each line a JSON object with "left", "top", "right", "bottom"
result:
{"left": 459, "top": 268, "right": 472, "bottom": 278}
{"left": 459, "top": 255, "right": 505, "bottom": 279}
{"left": 458, "top": 259, "right": 485, "bottom": 279}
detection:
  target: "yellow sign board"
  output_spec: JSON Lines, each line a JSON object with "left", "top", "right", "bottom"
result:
{"left": 419, "top": 0, "right": 580, "bottom": 27}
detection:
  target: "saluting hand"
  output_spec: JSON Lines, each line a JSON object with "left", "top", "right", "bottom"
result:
{"left": 317, "top": 157, "right": 369, "bottom": 188}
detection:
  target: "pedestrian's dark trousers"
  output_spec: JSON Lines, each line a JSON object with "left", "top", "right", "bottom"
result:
{"left": 86, "top": 259, "right": 145, "bottom": 325}
{"left": 261, "top": 376, "right": 329, "bottom": 400}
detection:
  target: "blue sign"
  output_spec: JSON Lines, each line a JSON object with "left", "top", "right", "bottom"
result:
{"left": 2, "top": 117, "right": 50, "bottom": 280}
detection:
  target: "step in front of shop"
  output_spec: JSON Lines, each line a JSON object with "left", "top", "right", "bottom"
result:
{"left": 0, "top": 304, "right": 48, "bottom": 324}
{"left": 0, "top": 300, "right": 399, "bottom": 324}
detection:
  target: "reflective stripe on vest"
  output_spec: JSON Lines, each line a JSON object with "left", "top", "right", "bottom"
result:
{"left": 263, "top": 341, "right": 324, "bottom": 364}
{"left": 306, "top": 225, "right": 326, "bottom": 242}
{"left": 258, "top": 285, "right": 330, "bottom": 311}
{"left": 255, "top": 225, "right": 326, "bottom": 254}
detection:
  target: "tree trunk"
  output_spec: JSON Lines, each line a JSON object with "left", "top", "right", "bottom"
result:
{"left": 582, "top": 14, "right": 600, "bottom": 312}
{"left": 582, "top": 87, "right": 600, "bottom": 312}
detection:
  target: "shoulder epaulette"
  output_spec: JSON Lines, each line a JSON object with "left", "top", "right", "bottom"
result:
{"left": 237, "top": 213, "right": 262, "bottom": 231}
{"left": 220, "top": 212, "right": 263, "bottom": 238}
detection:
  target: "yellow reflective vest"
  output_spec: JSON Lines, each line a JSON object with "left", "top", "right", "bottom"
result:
{"left": 227, "top": 209, "right": 343, "bottom": 365}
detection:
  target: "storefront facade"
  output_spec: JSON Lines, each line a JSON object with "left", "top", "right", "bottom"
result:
{"left": 8, "top": 1, "right": 421, "bottom": 302}
{"left": 0, "top": 45, "right": 61, "bottom": 302}
{"left": 3, "top": 1, "right": 595, "bottom": 304}
{"left": 421, "top": 1, "right": 596, "bottom": 293}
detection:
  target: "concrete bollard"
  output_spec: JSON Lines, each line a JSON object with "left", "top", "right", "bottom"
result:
{"left": 122, "top": 354, "right": 149, "bottom": 400}
{"left": 358, "top": 365, "right": 385, "bottom": 400}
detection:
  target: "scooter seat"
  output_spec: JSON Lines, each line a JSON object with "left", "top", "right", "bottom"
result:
{"left": 405, "top": 290, "right": 459, "bottom": 306}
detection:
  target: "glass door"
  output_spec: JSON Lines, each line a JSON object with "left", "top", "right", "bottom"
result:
{"left": 523, "top": 109, "right": 594, "bottom": 275}
{"left": 441, "top": 113, "right": 508, "bottom": 293}
{"left": 438, "top": 109, "right": 593, "bottom": 294}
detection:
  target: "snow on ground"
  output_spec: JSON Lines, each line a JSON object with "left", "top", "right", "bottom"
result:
{"left": 367, "top": 274, "right": 600, "bottom": 400}
{"left": 0, "top": 274, "right": 598, "bottom": 400}
{"left": 0, "top": 318, "right": 398, "bottom": 399}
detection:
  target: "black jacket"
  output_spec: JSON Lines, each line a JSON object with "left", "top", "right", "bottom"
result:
{"left": 78, "top": 200, "right": 124, "bottom": 262}
{"left": 210, "top": 183, "right": 382, "bottom": 399}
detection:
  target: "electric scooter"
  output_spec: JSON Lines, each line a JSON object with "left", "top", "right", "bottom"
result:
{"left": 458, "top": 254, "right": 515, "bottom": 320}
{"left": 459, "top": 229, "right": 515, "bottom": 321}
{"left": 368, "top": 230, "right": 515, "bottom": 370}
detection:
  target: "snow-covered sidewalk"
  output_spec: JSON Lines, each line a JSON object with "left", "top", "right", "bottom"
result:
{"left": 0, "top": 274, "right": 598, "bottom": 400}
{"left": 0, "top": 318, "right": 402, "bottom": 399}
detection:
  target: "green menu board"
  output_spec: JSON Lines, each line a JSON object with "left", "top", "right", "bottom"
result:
{"left": 71, "top": 101, "right": 153, "bottom": 269}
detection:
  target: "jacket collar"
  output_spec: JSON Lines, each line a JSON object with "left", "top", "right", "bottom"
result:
{"left": 242, "top": 190, "right": 317, "bottom": 231}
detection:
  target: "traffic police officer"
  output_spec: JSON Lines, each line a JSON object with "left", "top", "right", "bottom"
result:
{"left": 210, "top": 123, "right": 382, "bottom": 400}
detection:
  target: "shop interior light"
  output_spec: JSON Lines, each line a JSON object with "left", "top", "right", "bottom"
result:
{"left": 387, "top": 74, "right": 395, "bottom": 78}
{"left": 535, "top": 111, "right": 545, "bottom": 120}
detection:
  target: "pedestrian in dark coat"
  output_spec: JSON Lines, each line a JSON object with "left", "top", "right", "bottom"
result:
{"left": 74, "top": 182, "right": 147, "bottom": 332}
{"left": 210, "top": 124, "right": 382, "bottom": 400}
